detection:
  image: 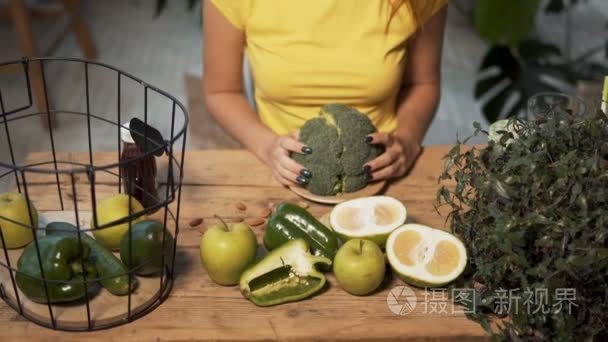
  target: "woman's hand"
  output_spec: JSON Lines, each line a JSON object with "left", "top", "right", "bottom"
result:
{"left": 263, "top": 131, "right": 313, "bottom": 187}
{"left": 364, "top": 132, "right": 421, "bottom": 182}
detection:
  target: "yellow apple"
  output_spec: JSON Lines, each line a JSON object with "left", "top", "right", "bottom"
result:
{"left": 333, "top": 239, "right": 386, "bottom": 296}
{"left": 0, "top": 192, "right": 37, "bottom": 249}
{"left": 200, "top": 221, "right": 257, "bottom": 286}
{"left": 92, "top": 194, "right": 145, "bottom": 251}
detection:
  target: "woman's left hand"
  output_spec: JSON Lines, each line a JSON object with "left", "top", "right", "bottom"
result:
{"left": 364, "top": 132, "right": 421, "bottom": 182}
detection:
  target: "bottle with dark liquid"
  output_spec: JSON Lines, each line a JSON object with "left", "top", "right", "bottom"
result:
{"left": 120, "top": 123, "right": 158, "bottom": 209}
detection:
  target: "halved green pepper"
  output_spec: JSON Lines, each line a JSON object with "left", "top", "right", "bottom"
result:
{"left": 16, "top": 234, "right": 97, "bottom": 303}
{"left": 264, "top": 202, "right": 338, "bottom": 269}
{"left": 239, "top": 239, "right": 331, "bottom": 307}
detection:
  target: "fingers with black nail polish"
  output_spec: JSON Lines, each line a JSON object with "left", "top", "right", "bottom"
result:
{"left": 365, "top": 172, "right": 373, "bottom": 182}
{"left": 365, "top": 136, "right": 373, "bottom": 144}
{"left": 296, "top": 176, "right": 309, "bottom": 185}
{"left": 302, "top": 146, "right": 313, "bottom": 154}
{"left": 300, "top": 169, "right": 312, "bottom": 178}
{"left": 363, "top": 165, "right": 371, "bottom": 173}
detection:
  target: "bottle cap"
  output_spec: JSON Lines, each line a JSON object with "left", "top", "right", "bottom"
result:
{"left": 603, "top": 76, "right": 608, "bottom": 101}
{"left": 120, "top": 121, "right": 135, "bottom": 144}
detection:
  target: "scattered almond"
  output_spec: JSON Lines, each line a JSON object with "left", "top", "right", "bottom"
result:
{"left": 245, "top": 217, "right": 265, "bottom": 227}
{"left": 259, "top": 208, "right": 272, "bottom": 218}
{"left": 189, "top": 218, "right": 204, "bottom": 228}
{"left": 235, "top": 202, "right": 247, "bottom": 211}
{"left": 298, "top": 201, "right": 310, "bottom": 209}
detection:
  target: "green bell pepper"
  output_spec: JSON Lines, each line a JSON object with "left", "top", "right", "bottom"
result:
{"left": 264, "top": 202, "right": 338, "bottom": 269}
{"left": 16, "top": 234, "right": 97, "bottom": 304}
{"left": 46, "top": 222, "right": 135, "bottom": 295}
{"left": 239, "top": 239, "right": 331, "bottom": 307}
{"left": 120, "top": 220, "right": 174, "bottom": 275}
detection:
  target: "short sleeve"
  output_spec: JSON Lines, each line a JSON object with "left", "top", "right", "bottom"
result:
{"left": 210, "top": 0, "right": 252, "bottom": 30}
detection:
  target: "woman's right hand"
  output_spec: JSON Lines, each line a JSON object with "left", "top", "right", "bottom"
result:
{"left": 263, "top": 131, "right": 313, "bottom": 187}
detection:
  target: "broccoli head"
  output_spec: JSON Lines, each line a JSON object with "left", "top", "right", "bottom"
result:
{"left": 291, "top": 104, "right": 385, "bottom": 196}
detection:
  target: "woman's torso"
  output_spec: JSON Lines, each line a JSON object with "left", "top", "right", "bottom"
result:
{"left": 212, "top": 0, "right": 445, "bottom": 135}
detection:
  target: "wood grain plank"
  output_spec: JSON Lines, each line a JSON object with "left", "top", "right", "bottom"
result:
{"left": 20, "top": 146, "right": 456, "bottom": 187}
{"left": 0, "top": 147, "right": 489, "bottom": 341}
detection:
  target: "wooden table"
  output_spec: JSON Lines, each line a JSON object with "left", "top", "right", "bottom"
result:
{"left": 0, "top": 147, "right": 488, "bottom": 341}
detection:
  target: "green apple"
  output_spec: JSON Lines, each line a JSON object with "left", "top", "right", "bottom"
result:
{"left": 0, "top": 192, "right": 37, "bottom": 249}
{"left": 92, "top": 194, "right": 145, "bottom": 251}
{"left": 333, "top": 239, "right": 386, "bottom": 296}
{"left": 200, "top": 219, "right": 258, "bottom": 286}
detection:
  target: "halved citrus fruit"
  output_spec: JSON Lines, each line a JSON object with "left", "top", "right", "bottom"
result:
{"left": 386, "top": 224, "right": 467, "bottom": 287}
{"left": 329, "top": 196, "right": 406, "bottom": 247}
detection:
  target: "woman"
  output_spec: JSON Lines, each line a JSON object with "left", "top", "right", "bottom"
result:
{"left": 203, "top": 0, "right": 447, "bottom": 187}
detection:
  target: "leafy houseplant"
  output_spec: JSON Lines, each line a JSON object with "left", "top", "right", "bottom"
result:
{"left": 437, "top": 109, "right": 608, "bottom": 340}
{"left": 454, "top": 0, "right": 608, "bottom": 122}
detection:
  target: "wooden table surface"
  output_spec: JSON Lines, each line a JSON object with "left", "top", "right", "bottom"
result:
{"left": 0, "top": 146, "right": 488, "bottom": 341}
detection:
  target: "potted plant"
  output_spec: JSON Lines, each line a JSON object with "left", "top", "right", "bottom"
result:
{"left": 437, "top": 109, "right": 608, "bottom": 340}
{"left": 454, "top": 0, "right": 608, "bottom": 122}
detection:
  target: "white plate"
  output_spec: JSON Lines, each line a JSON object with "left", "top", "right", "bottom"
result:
{"left": 289, "top": 180, "right": 387, "bottom": 204}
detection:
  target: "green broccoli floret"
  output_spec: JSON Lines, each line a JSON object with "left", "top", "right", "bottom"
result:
{"left": 291, "top": 104, "right": 384, "bottom": 196}
{"left": 343, "top": 175, "right": 369, "bottom": 193}
{"left": 325, "top": 104, "right": 384, "bottom": 177}
{"left": 291, "top": 116, "right": 342, "bottom": 196}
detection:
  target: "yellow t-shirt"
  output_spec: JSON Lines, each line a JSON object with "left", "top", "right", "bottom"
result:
{"left": 211, "top": 0, "right": 447, "bottom": 135}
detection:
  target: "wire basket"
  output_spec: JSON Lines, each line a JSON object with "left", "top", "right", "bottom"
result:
{"left": 0, "top": 57, "right": 188, "bottom": 331}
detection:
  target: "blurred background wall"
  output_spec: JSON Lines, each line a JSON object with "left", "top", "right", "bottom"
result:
{"left": 0, "top": 0, "right": 606, "bottom": 160}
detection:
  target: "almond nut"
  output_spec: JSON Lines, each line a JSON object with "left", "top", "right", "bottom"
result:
{"left": 235, "top": 202, "right": 247, "bottom": 211}
{"left": 189, "top": 218, "right": 204, "bottom": 228}
{"left": 298, "top": 201, "right": 310, "bottom": 209}
{"left": 259, "top": 208, "right": 272, "bottom": 218}
{"left": 245, "top": 217, "right": 265, "bottom": 227}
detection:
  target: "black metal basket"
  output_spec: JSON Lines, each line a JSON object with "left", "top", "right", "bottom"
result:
{"left": 0, "top": 57, "right": 188, "bottom": 331}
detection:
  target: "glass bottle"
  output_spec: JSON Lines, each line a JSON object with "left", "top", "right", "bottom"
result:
{"left": 120, "top": 122, "right": 158, "bottom": 209}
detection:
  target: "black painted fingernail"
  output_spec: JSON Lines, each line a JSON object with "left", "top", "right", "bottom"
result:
{"left": 302, "top": 146, "right": 313, "bottom": 154}
{"left": 365, "top": 172, "right": 373, "bottom": 181}
{"left": 296, "top": 176, "right": 309, "bottom": 185}
{"left": 363, "top": 165, "right": 371, "bottom": 173}
{"left": 300, "top": 169, "right": 312, "bottom": 178}
{"left": 365, "top": 136, "right": 373, "bottom": 144}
